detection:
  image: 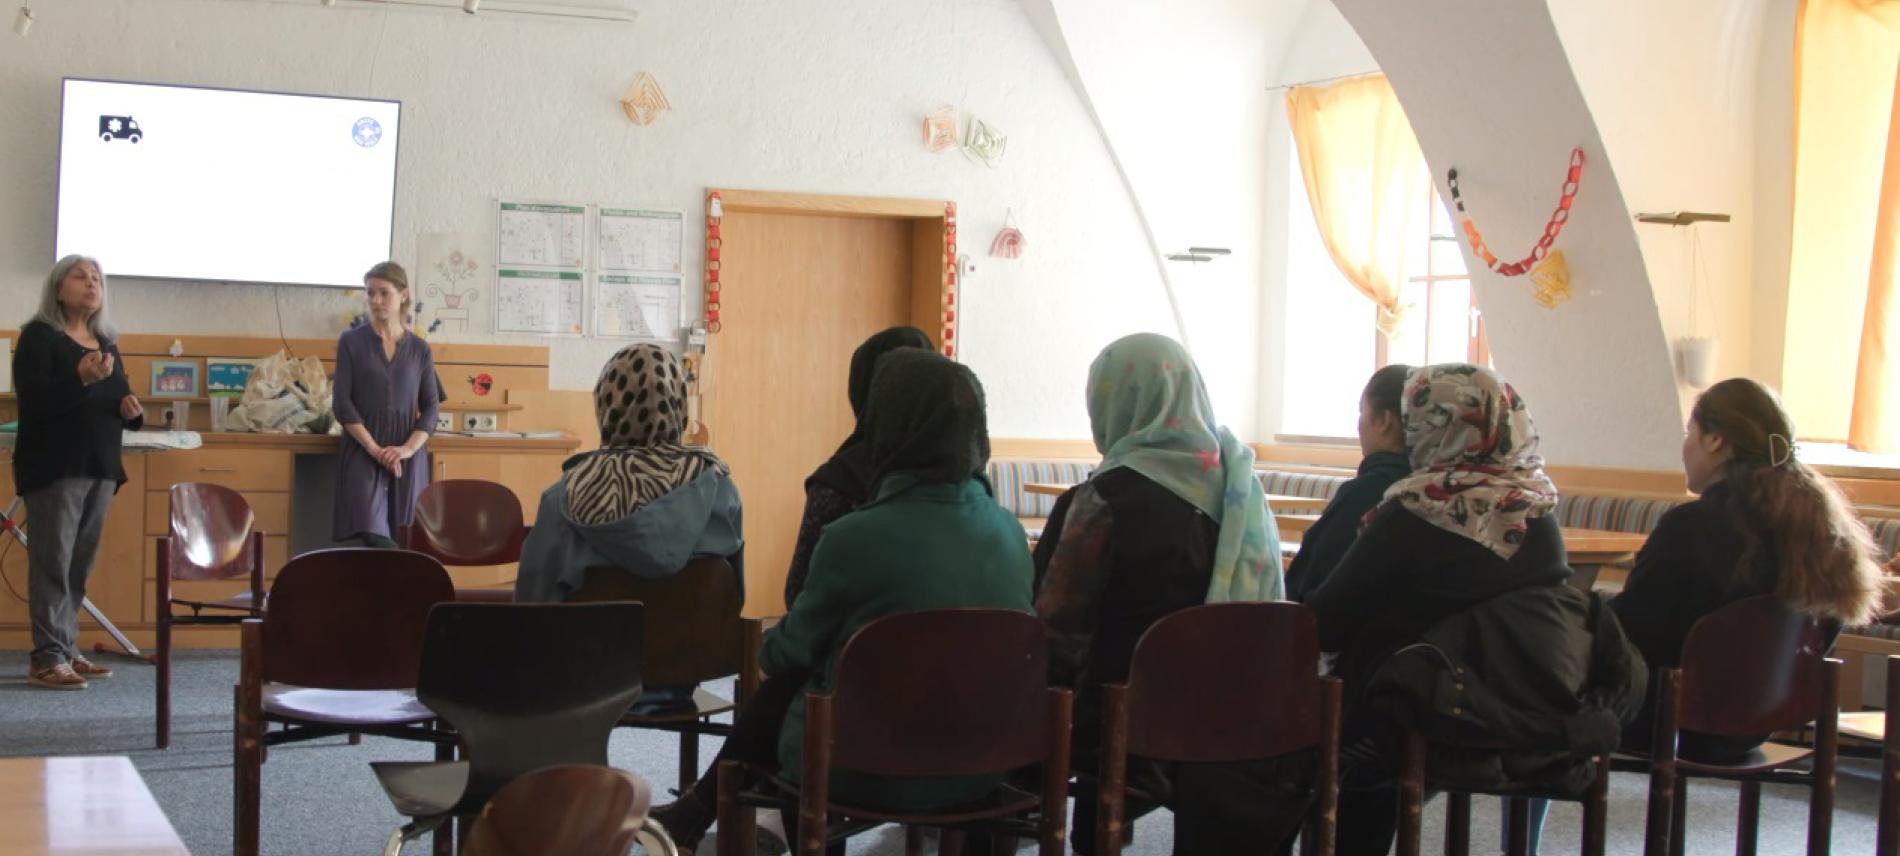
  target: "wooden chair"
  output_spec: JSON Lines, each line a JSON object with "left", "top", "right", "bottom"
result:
{"left": 1879, "top": 655, "right": 1900, "bottom": 856}
{"left": 1616, "top": 595, "right": 1840, "bottom": 856}
{"left": 715, "top": 608, "right": 1073, "bottom": 856}
{"left": 1396, "top": 734, "right": 1612, "bottom": 856}
{"left": 156, "top": 482, "right": 266, "bottom": 749}
{"left": 401, "top": 479, "right": 530, "bottom": 603}
{"left": 1096, "top": 602, "right": 1342, "bottom": 855}
{"left": 462, "top": 765, "right": 675, "bottom": 856}
{"left": 567, "top": 556, "right": 762, "bottom": 790}
{"left": 370, "top": 602, "right": 647, "bottom": 855}
{"left": 233, "top": 548, "right": 458, "bottom": 856}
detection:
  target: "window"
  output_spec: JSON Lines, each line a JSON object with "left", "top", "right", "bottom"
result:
{"left": 1279, "top": 140, "right": 1489, "bottom": 439}
{"left": 1383, "top": 190, "right": 1489, "bottom": 369}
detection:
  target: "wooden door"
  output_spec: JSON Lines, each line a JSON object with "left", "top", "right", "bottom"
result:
{"left": 707, "top": 211, "right": 918, "bottom": 616}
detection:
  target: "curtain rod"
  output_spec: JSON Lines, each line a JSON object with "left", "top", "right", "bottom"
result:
{"left": 1264, "top": 69, "right": 1380, "bottom": 93}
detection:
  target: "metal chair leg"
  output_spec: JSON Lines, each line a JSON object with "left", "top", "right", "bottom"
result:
{"left": 637, "top": 817, "right": 681, "bottom": 856}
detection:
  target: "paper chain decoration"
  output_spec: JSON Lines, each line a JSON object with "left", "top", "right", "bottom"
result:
{"left": 704, "top": 192, "right": 723, "bottom": 333}
{"left": 943, "top": 201, "right": 958, "bottom": 357}
{"left": 1446, "top": 147, "right": 1583, "bottom": 308}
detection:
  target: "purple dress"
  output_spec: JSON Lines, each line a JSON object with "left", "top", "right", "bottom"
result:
{"left": 331, "top": 324, "right": 440, "bottom": 541}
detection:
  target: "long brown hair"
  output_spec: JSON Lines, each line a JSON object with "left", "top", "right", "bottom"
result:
{"left": 1692, "top": 378, "right": 1883, "bottom": 624}
{"left": 363, "top": 261, "right": 412, "bottom": 322}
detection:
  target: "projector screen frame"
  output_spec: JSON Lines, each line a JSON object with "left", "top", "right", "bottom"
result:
{"left": 54, "top": 76, "right": 404, "bottom": 290}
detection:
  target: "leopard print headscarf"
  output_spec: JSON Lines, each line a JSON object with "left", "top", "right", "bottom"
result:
{"left": 563, "top": 344, "right": 727, "bottom": 525}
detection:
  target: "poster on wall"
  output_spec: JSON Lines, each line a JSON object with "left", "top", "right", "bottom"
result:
{"left": 416, "top": 232, "right": 490, "bottom": 336}
{"left": 594, "top": 274, "right": 682, "bottom": 340}
{"left": 496, "top": 201, "right": 586, "bottom": 269}
{"left": 496, "top": 268, "right": 585, "bottom": 336}
{"left": 598, "top": 208, "right": 684, "bottom": 273}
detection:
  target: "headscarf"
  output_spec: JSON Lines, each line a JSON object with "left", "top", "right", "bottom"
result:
{"left": 1382, "top": 363, "right": 1558, "bottom": 559}
{"left": 806, "top": 326, "right": 935, "bottom": 504}
{"left": 1087, "top": 333, "right": 1282, "bottom": 603}
{"left": 862, "top": 348, "right": 991, "bottom": 492}
{"left": 563, "top": 344, "right": 727, "bottom": 525}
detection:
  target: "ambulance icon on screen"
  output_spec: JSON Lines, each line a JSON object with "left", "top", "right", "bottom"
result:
{"left": 99, "top": 115, "right": 142, "bottom": 143}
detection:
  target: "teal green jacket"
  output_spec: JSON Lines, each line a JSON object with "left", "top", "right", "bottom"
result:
{"left": 761, "top": 474, "right": 1034, "bottom": 810}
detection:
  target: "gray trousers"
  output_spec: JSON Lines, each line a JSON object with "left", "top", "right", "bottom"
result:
{"left": 25, "top": 478, "right": 115, "bottom": 670}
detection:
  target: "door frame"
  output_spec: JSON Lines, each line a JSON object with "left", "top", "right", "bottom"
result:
{"left": 701, "top": 188, "right": 956, "bottom": 369}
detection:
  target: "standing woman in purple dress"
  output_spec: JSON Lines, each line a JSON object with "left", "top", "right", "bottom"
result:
{"left": 331, "top": 262, "right": 439, "bottom": 545}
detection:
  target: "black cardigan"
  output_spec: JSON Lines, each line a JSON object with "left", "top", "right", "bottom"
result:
{"left": 1307, "top": 504, "right": 1573, "bottom": 700}
{"left": 11, "top": 321, "right": 141, "bottom": 495}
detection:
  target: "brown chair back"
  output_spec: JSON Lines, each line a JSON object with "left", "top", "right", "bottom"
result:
{"left": 168, "top": 482, "right": 259, "bottom": 582}
{"left": 1678, "top": 594, "right": 1828, "bottom": 737}
{"left": 260, "top": 548, "right": 455, "bottom": 689}
{"left": 462, "top": 765, "right": 650, "bottom": 856}
{"left": 568, "top": 557, "right": 742, "bottom": 687}
{"left": 1123, "top": 602, "right": 1324, "bottom": 762}
{"left": 405, "top": 479, "right": 528, "bottom": 566}
{"left": 827, "top": 608, "right": 1051, "bottom": 777}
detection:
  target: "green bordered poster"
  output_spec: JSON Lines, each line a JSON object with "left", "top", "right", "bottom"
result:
{"left": 496, "top": 269, "right": 585, "bottom": 336}
{"left": 598, "top": 208, "right": 684, "bottom": 273}
{"left": 594, "top": 274, "right": 682, "bottom": 339}
{"left": 496, "top": 201, "right": 586, "bottom": 268}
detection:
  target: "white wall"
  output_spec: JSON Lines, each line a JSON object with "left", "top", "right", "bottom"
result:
{"left": 1548, "top": 0, "right": 1770, "bottom": 400}
{"left": 1022, "top": 0, "right": 1306, "bottom": 439}
{"left": 1334, "top": 0, "right": 1685, "bottom": 469}
{"left": 0, "top": 0, "right": 1165, "bottom": 439}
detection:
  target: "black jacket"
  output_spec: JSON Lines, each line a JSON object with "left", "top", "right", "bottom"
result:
{"left": 1286, "top": 451, "right": 1410, "bottom": 601}
{"left": 1360, "top": 584, "right": 1648, "bottom": 797}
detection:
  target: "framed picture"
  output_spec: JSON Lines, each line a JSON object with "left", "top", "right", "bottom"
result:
{"left": 206, "top": 358, "right": 259, "bottom": 398}
{"left": 150, "top": 360, "right": 201, "bottom": 399}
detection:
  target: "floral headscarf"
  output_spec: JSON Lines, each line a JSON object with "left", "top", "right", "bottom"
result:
{"left": 1382, "top": 364, "right": 1558, "bottom": 559}
{"left": 1088, "top": 333, "right": 1282, "bottom": 603}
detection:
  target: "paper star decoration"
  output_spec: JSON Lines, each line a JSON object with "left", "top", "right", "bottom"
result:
{"left": 620, "top": 72, "right": 671, "bottom": 126}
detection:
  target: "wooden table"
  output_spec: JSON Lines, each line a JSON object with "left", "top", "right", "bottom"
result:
{"left": 0, "top": 756, "right": 188, "bottom": 855}
{"left": 1841, "top": 711, "right": 1885, "bottom": 744}
{"left": 1024, "top": 482, "right": 1332, "bottom": 514}
{"left": 1564, "top": 528, "right": 1649, "bottom": 591}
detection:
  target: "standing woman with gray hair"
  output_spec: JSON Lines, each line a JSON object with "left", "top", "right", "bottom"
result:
{"left": 13, "top": 255, "right": 143, "bottom": 690}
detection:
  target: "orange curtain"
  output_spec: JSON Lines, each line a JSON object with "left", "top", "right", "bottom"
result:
{"left": 1852, "top": 62, "right": 1900, "bottom": 453}
{"left": 1787, "top": 0, "right": 1900, "bottom": 447}
{"left": 1285, "top": 74, "right": 1427, "bottom": 338}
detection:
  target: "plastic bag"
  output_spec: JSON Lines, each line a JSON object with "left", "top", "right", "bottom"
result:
{"left": 224, "top": 350, "right": 334, "bottom": 434}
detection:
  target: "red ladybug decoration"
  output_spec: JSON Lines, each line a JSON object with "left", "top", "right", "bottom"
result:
{"left": 468, "top": 373, "right": 494, "bottom": 397}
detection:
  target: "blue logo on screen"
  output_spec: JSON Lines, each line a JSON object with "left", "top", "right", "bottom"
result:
{"left": 352, "top": 117, "right": 383, "bottom": 148}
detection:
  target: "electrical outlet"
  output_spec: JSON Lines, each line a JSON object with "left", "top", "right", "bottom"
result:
{"left": 435, "top": 412, "right": 454, "bottom": 432}
{"left": 463, "top": 412, "right": 499, "bottom": 431}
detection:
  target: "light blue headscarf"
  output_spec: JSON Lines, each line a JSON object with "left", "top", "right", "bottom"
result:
{"left": 1087, "top": 333, "right": 1283, "bottom": 602}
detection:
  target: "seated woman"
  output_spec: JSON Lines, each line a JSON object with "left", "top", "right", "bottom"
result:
{"left": 1035, "top": 333, "right": 1296, "bottom": 855}
{"left": 650, "top": 348, "right": 1033, "bottom": 851}
{"left": 516, "top": 344, "right": 743, "bottom": 711}
{"left": 1308, "top": 364, "right": 1629, "bottom": 856}
{"left": 1612, "top": 377, "right": 1884, "bottom": 761}
{"left": 783, "top": 325, "right": 933, "bottom": 608}
{"left": 1285, "top": 363, "right": 1412, "bottom": 601}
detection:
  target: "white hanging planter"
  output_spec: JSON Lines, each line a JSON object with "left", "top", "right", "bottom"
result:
{"left": 1676, "top": 336, "right": 1719, "bottom": 389}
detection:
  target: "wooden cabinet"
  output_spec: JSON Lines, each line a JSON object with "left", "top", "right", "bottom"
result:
{"left": 0, "top": 433, "right": 575, "bottom": 649}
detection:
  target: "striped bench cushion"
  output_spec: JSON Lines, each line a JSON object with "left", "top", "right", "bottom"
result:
{"left": 987, "top": 459, "right": 1095, "bottom": 518}
{"left": 1552, "top": 494, "right": 1686, "bottom": 535}
{"left": 1255, "top": 470, "right": 1353, "bottom": 500}
{"left": 1867, "top": 516, "right": 1900, "bottom": 563}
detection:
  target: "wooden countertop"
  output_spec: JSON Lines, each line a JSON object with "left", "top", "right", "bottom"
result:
{"left": 189, "top": 430, "right": 580, "bottom": 454}
{"left": 0, "top": 756, "right": 188, "bottom": 855}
